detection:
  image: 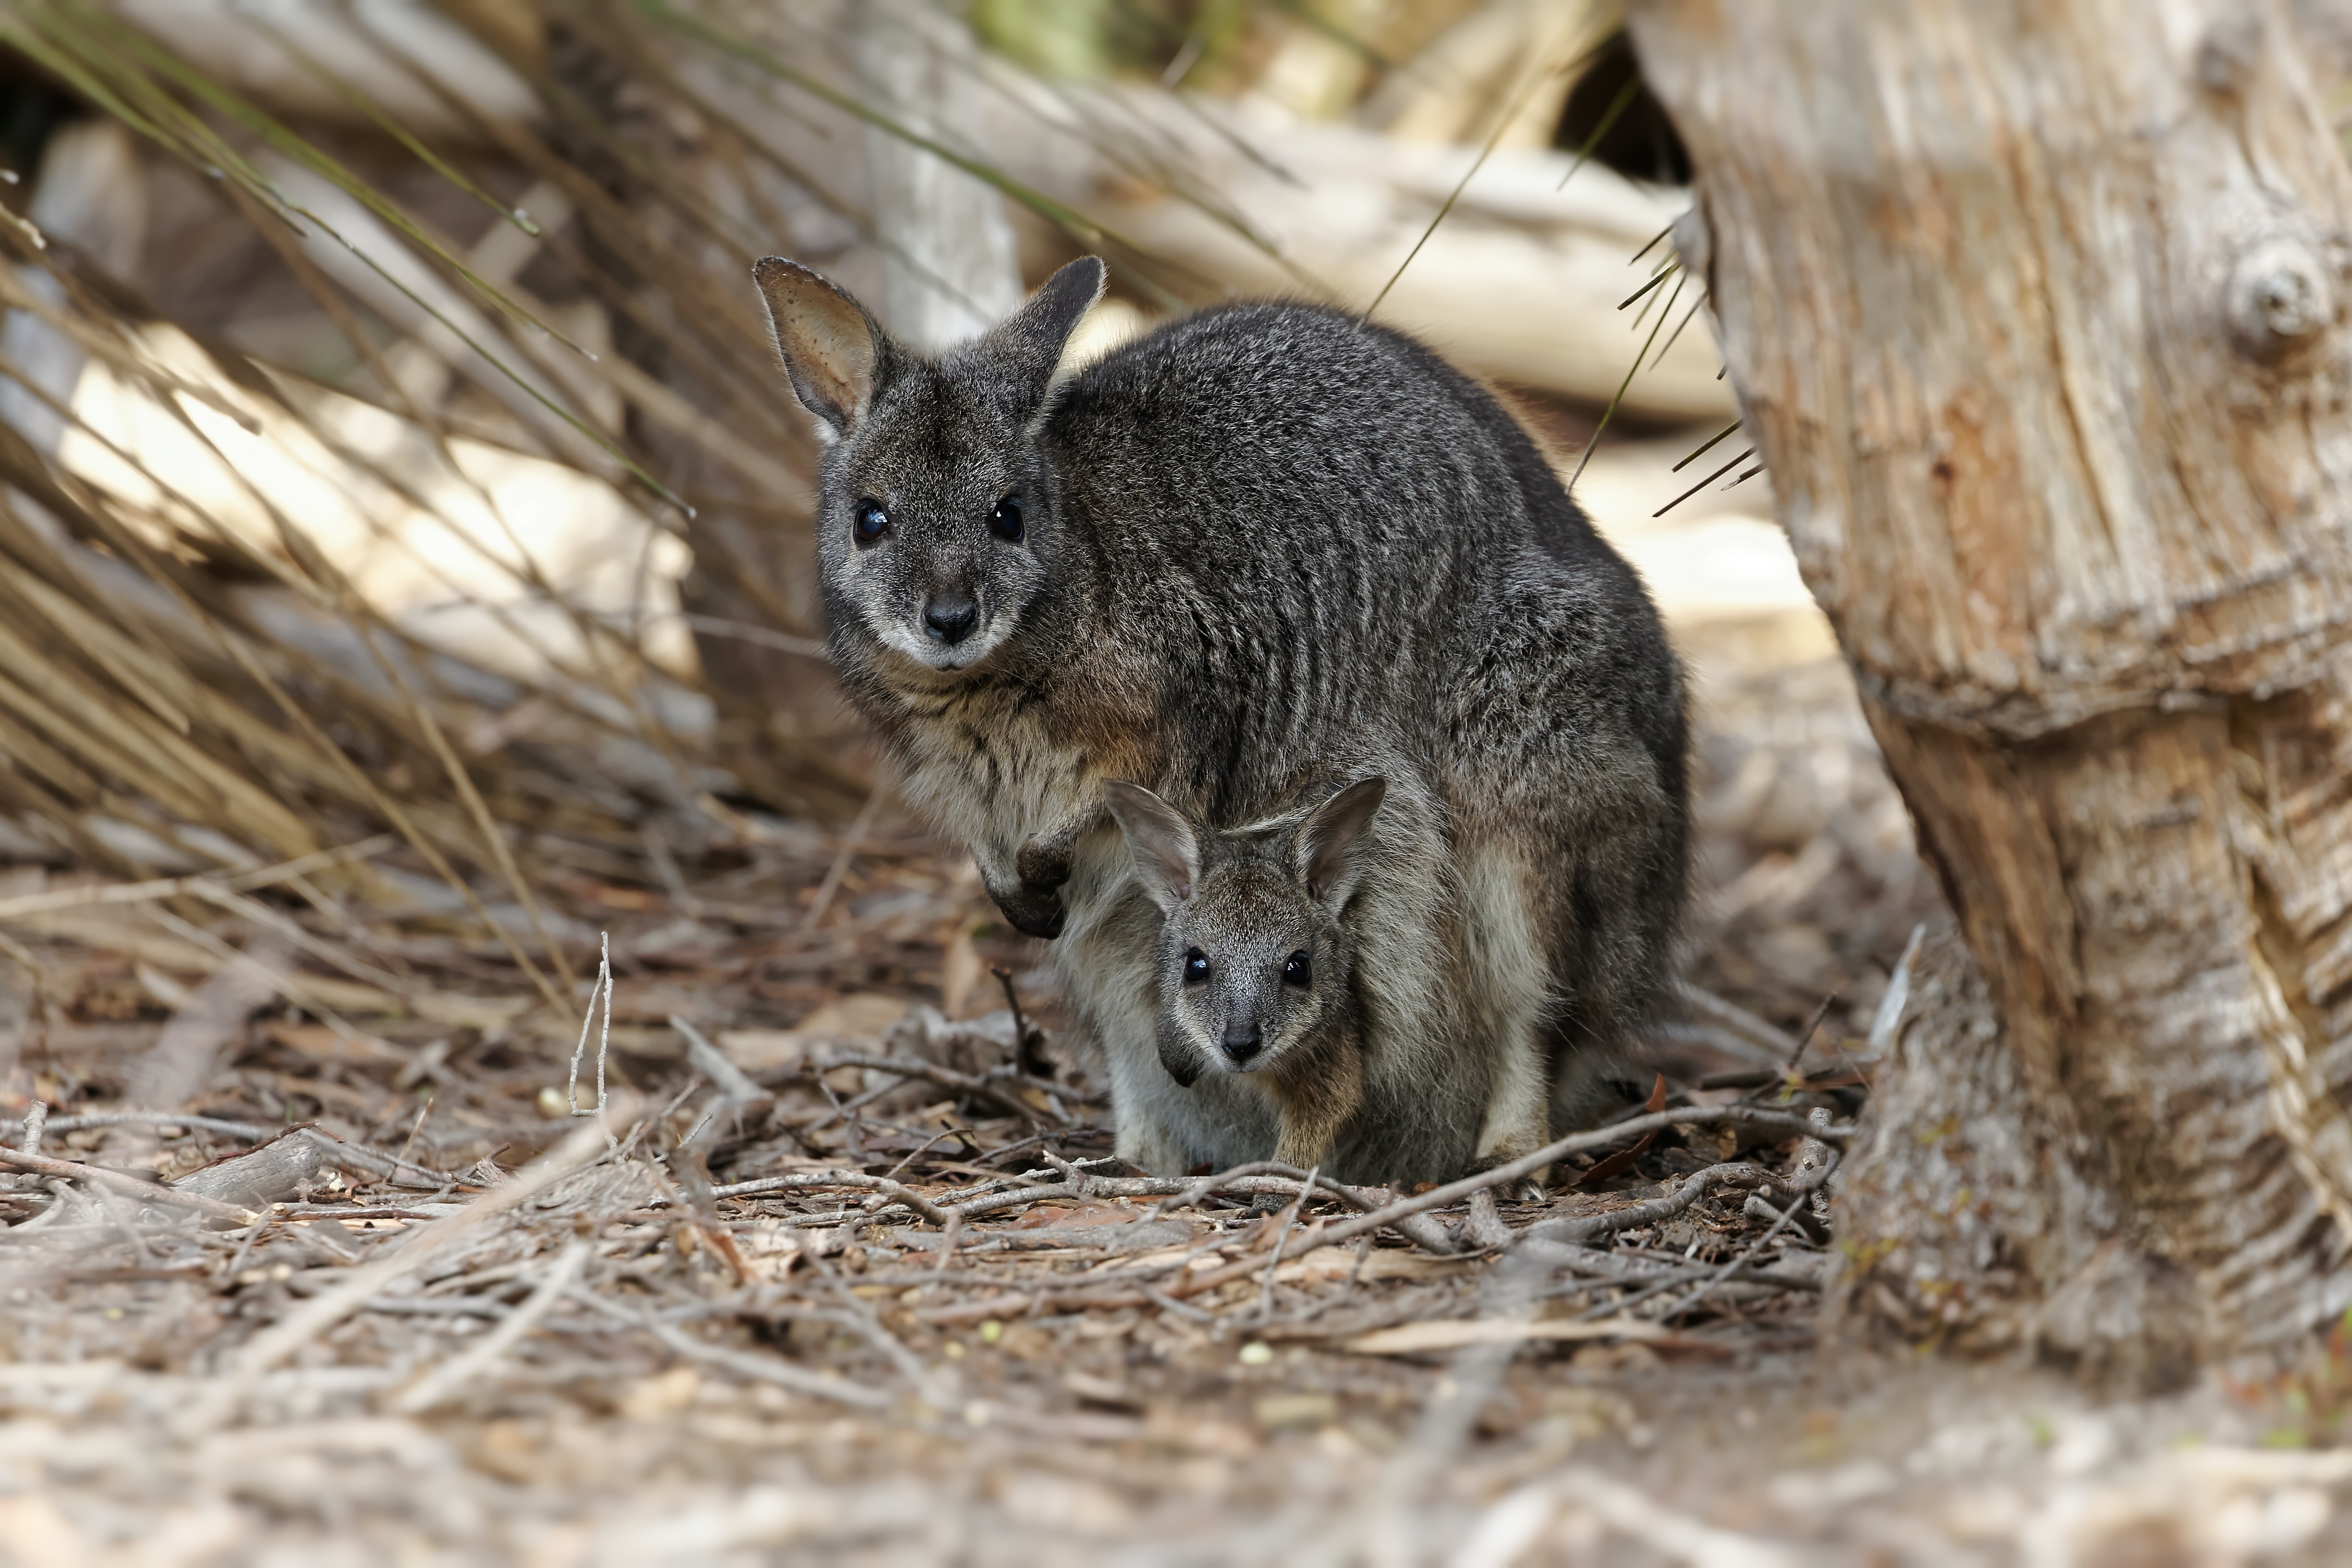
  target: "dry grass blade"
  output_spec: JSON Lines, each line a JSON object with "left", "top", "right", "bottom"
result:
{"left": 390, "top": 1237, "right": 589, "bottom": 1413}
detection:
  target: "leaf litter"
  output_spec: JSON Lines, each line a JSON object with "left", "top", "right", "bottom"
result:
{"left": 0, "top": 9, "right": 2346, "bottom": 1557}
{"left": 13, "top": 617, "right": 2333, "bottom": 1563}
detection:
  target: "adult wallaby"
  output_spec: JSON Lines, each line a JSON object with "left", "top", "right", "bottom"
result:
{"left": 752, "top": 254, "right": 1689, "bottom": 1184}
{"left": 1104, "top": 776, "right": 1382, "bottom": 1176}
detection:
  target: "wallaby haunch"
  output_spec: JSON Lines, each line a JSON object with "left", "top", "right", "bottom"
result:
{"left": 753, "top": 254, "right": 1689, "bottom": 1186}
{"left": 1104, "top": 776, "right": 1383, "bottom": 1174}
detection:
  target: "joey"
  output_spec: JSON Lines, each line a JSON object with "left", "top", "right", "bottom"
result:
{"left": 1105, "top": 778, "right": 1381, "bottom": 1173}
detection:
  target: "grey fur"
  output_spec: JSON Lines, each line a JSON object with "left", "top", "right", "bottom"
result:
{"left": 753, "top": 255, "right": 1690, "bottom": 1187}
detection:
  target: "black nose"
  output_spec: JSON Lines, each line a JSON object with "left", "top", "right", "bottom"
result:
{"left": 1222, "top": 1024, "right": 1262, "bottom": 1065}
{"left": 923, "top": 594, "right": 979, "bottom": 645}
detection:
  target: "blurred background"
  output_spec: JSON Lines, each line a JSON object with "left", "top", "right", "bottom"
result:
{"left": 0, "top": 6, "right": 1950, "bottom": 1558}
{"left": 0, "top": 0, "right": 1908, "bottom": 1050}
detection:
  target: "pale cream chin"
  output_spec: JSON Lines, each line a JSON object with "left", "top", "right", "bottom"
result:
{"left": 874, "top": 617, "right": 1013, "bottom": 672}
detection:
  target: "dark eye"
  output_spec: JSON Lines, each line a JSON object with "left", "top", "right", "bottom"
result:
{"left": 1283, "top": 950, "right": 1311, "bottom": 989}
{"left": 1182, "top": 947, "right": 1211, "bottom": 986}
{"left": 990, "top": 494, "right": 1025, "bottom": 544}
{"left": 853, "top": 499, "right": 890, "bottom": 546}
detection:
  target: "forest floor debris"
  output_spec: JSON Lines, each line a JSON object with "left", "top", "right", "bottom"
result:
{"left": 2, "top": 618, "right": 2344, "bottom": 1565}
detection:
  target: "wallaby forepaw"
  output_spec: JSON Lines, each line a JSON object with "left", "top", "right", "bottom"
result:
{"left": 984, "top": 875, "right": 1066, "bottom": 940}
{"left": 1014, "top": 837, "right": 1073, "bottom": 891}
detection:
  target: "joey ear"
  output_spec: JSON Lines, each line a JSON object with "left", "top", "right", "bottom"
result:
{"left": 988, "top": 256, "right": 1107, "bottom": 398}
{"left": 753, "top": 257, "right": 889, "bottom": 441}
{"left": 1298, "top": 778, "right": 1386, "bottom": 909}
{"left": 1104, "top": 779, "right": 1200, "bottom": 912}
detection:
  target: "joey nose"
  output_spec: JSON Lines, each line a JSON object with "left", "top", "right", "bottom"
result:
{"left": 1221, "top": 1023, "right": 1262, "bottom": 1066}
{"left": 923, "top": 593, "right": 980, "bottom": 645}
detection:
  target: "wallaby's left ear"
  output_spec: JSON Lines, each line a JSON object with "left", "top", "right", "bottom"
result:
{"left": 1298, "top": 778, "right": 1386, "bottom": 909}
{"left": 987, "top": 256, "right": 1106, "bottom": 401}
{"left": 753, "top": 257, "right": 891, "bottom": 441}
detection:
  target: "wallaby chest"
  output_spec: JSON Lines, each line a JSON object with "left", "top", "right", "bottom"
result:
{"left": 870, "top": 661, "right": 1152, "bottom": 892}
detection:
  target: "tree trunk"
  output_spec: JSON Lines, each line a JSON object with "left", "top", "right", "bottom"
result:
{"left": 853, "top": 0, "right": 1027, "bottom": 354}
{"left": 1625, "top": 0, "right": 2352, "bottom": 1386}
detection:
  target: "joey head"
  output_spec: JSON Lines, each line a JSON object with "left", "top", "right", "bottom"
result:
{"left": 1105, "top": 777, "right": 1383, "bottom": 1172}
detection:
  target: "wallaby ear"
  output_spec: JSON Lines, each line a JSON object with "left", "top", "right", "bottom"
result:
{"left": 1104, "top": 779, "right": 1200, "bottom": 912}
{"left": 753, "top": 257, "right": 887, "bottom": 441}
{"left": 988, "top": 256, "right": 1107, "bottom": 397}
{"left": 1298, "top": 778, "right": 1386, "bottom": 909}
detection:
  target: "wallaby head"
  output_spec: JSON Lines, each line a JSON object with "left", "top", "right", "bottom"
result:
{"left": 751, "top": 255, "right": 1107, "bottom": 674}
{"left": 1104, "top": 777, "right": 1386, "bottom": 1090}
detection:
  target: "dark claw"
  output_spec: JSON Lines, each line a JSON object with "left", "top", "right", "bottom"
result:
{"left": 986, "top": 876, "right": 1066, "bottom": 940}
{"left": 1155, "top": 1020, "right": 1202, "bottom": 1088}
{"left": 1014, "top": 837, "right": 1073, "bottom": 891}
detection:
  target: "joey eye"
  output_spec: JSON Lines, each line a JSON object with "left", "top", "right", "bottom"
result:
{"left": 990, "top": 494, "right": 1025, "bottom": 544}
{"left": 1182, "top": 947, "right": 1211, "bottom": 985}
{"left": 1282, "top": 950, "right": 1312, "bottom": 988}
{"left": 853, "top": 499, "right": 890, "bottom": 547}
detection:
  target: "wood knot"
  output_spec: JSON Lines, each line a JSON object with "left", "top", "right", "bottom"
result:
{"left": 2225, "top": 238, "right": 2337, "bottom": 363}
{"left": 2196, "top": 15, "right": 2261, "bottom": 96}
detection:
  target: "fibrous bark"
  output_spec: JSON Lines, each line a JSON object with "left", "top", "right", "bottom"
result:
{"left": 1626, "top": 0, "right": 2352, "bottom": 1384}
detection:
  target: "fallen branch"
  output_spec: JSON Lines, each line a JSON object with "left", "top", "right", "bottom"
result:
{"left": 1526, "top": 1162, "right": 1774, "bottom": 1248}
{"left": 37, "top": 1112, "right": 464, "bottom": 1188}
{"left": 1646, "top": 1146, "right": 1841, "bottom": 1324}
{"left": 1341, "top": 1315, "right": 1692, "bottom": 1356}
{"left": 1301, "top": 1107, "right": 1841, "bottom": 1259}
{"left": 816, "top": 1052, "right": 1058, "bottom": 1127}
{"left": 565, "top": 1286, "right": 893, "bottom": 1409}
{"left": 1676, "top": 982, "right": 1804, "bottom": 1062}
{"left": 1531, "top": 1243, "right": 1825, "bottom": 1296}
{"left": 915, "top": 1156, "right": 1754, "bottom": 1326}
{"left": 698, "top": 1167, "right": 961, "bottom": 1224}
{"left": 707, "top": 1162, "right": 1451, "bottom": 1249}
{"left": 672, "top": 1014, "right": 764, "bottom": 1103}
{"left": 173, "top": 1131, "right": 324, "bottom": 1210}
{"left": 0, "top": 1145, "right": 256, "bottom": 1225}
{"left": 0, "top": 835, "right": 396, "bottom": 923}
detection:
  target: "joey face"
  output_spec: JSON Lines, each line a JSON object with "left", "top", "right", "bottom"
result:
{"left": 1157, "top": 861, "right": 1346, "bottom": 1078}
{"left": 752, "top": 256, "right": 1105, "bottom": 676}
{"left": 1104, "top": 777, "right": 1387, "bottom": 1089}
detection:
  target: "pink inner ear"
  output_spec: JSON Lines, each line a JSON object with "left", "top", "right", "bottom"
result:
{"left": 756, "top": 262, "right": 877, "bottom": 426}
{"left": 805, "top": 322, "right": 873, "bottom": 412}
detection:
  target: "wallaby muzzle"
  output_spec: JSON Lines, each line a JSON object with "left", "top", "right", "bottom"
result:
{"left": 922, "top": 591, "right": 980, "bottom": 645}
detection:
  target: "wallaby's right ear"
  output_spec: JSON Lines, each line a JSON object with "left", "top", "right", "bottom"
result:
{"left": 990, "top": 256, "right": 1107, "bottom": 399}
{"left": 1298, "top": 777, "right": 1386, "bottom": 909}
{"left": 753, "top": 257, "right": 886, "bottom": 441}
{"left": 1104, "top": 779, "right": 1199, "bottom": 913}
